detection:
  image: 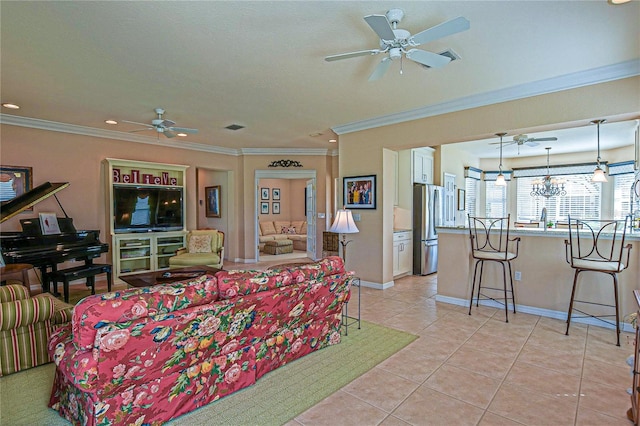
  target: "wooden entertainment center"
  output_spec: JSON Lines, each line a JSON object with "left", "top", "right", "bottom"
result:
{"left": 105, "top": 158, "right": 189, "bottom": 280}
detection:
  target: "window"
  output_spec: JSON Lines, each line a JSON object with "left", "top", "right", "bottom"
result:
{"left": 465, "top": 177, "right": 478, "bottom": 218}
{"left": 485, "top": 181, "right": 506, "bottom": 217}
{"left": 614, "top": 173, "right": 635, "bottom": 220}
{"left": 516, "top": 174, "right": 601, "bottom": 222}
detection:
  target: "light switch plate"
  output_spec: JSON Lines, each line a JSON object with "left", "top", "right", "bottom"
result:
{"left": 353, "top": 213, "right": 361, "bottom": 221}
{"left": 318, "top": 212, "right": 326, "bottom": 218}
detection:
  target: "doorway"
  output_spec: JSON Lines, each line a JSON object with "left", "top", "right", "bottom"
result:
{"left": 255, "top": 170, "right": 317, "bottom": 263}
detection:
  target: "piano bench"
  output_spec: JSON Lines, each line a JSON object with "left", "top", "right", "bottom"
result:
{"left": 50, "top": 264, "right": 112, "bottom": 303}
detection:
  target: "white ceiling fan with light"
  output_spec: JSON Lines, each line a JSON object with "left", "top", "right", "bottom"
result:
{"left": 490, "top": 133, "right": 558, "bottom": 154}
{"left": 325, "top": 9, "right": 470, "bottom": 81}
{"left": 122, "top": 108, "right": 199, "bottom": 138}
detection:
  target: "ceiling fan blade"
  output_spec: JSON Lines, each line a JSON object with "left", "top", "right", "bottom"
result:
{"left": 122, "top": 120, "right": 153, "bottom": 128}
{"left": 364, "top": 14, "right": 396, "bottom": 40}
{"left": 405, "top": 49, "right": 451, "bottom": 68}
{"left": 368, "top": 57, "right": 392, "bottom": 81}
{"left": 495, "top": 141, "right": 517, "bottom": 148}
{"left": 168, "top": 127, "right": 198, "bottom": 134}
{"left": 410, "top": 16, "right": 470, "bottom": 46}
{"left": 325, "top": 49, "right": 381, "bottom": 62}
{"left": 164, "top": 130, "right": 177, "bottom": 138}
{"left": 531, "top": 137, "right": 558, "bottom": 142}
{"left": 161, "top": 119, "right": 176, "bottom": 127}
{"left": 128, "top": 128, "right": 152, "bottom": 133}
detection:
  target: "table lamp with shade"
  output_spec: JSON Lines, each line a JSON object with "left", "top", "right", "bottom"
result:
{"left": 329, "top": 207, "right": 359, "bottom": 263}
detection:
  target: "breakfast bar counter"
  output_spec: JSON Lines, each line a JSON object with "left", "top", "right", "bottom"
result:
{"left": 436, "top": 226, "right": 640, "bottom": 327}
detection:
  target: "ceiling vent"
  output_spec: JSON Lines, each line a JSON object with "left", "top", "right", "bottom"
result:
{"left": 420, "top": 49, "right": 460, "bottom": 69}
{"left": 225, "top": 124, "right": 245, "bottom": 131}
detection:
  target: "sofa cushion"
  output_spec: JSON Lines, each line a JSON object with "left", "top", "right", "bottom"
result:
{"left": 72, "top": 274, "right": 219, "bottom": 350}
{"left": 300, "top": 222, "right": 307, "bottom": 234}
{"left": 188, "top": 234, "right": 212, "bottom": 253}
{"left": 290, "top": 221, "right": 304, "bottom": 232}
{"left": 260, "top": 221, "right": 277, "bottom": 236}
{"left": 272, "top": 234, "right": 290, "bottom": 241}
{"left": 290, "top": 256, "right": 345, "bottom": 281}
{"left": 216, "top": 269, "right": 293, "bottom": 299}
{"left": 169, "top": 252, "right": 221, "bottom": 267}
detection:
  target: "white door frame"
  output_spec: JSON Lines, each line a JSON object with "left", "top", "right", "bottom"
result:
{"left": 255, "top": 170, "right": 317, "bottom": 262}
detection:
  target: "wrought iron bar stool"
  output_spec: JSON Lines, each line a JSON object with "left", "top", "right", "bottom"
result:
{"left": 468, "top": 215, "right": 520, "bottom": 322}
{"left": 564, "top": 216, "right": 632, "bottom": 346}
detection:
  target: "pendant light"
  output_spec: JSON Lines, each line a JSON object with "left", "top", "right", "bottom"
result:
{"left": 591, "top": 119, "right": 608, "bottom": 183}
{"left": 495, "top": 132, "right": 507, "bottom": 186}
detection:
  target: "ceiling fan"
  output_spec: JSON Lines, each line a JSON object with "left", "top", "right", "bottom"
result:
{"left": 325, "top": 9, "right": 470, "bottom": 81}
{"left": 490, "top": 134, "right": 558, "bottom": 148}
{"left": 122, "top": 108, "right": 198, "bottom": 138}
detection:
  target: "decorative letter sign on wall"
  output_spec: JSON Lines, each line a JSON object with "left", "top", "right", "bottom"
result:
{"left": 113, "top": 168, "right": 179, "bottom": 186}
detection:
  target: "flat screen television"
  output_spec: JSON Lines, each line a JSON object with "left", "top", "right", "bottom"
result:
{"left": 113, "top": 186, "right": 184, "bottom": 233}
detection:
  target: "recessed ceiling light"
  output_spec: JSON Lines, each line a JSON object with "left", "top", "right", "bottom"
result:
{"left": 1, "top": 103, "right": 20, "bottom": 109}
{"left": 105, "top": 119, "right": 118, "bottom": 125}
{"left": 608, "top": 0, "right": 630, "bottom": 4}
{"left": 177, "top": 133, "right": 187, "bottom": 137}
{"left": 329, "top": 139, "right": 337, "bottom": 143}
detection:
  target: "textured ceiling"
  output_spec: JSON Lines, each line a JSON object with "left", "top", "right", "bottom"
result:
{"left": 1, "top": 1, "right": 638, "bottom": 155}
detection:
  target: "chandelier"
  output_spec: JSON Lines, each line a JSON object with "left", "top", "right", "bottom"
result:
{"left": 531, "top": 147, "right": 566, "bottom": 198}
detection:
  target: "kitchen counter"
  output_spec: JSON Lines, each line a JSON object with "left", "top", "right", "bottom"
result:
{"left": 436, "top": 226, "right": 640, "bottom": 329}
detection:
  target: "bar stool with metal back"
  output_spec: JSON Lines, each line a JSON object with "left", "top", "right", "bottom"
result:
{"left": 564, "top": 216, "right": 632, "bottom": 346}
{"left": 468, "top": 215, "right": 520, "bottom": 322}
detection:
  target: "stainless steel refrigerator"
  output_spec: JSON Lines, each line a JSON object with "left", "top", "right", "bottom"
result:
{"left": 413, "top": 183, "right": 444, "bottom": 275}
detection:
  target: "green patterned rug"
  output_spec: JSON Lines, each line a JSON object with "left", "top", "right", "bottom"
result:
{"left": 0, "top": 321, "right": 416, "bottom": 425}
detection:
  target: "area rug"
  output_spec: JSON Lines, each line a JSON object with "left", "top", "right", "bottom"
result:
{"left": 0, "top": 321, "right": 416, "bottom": 425}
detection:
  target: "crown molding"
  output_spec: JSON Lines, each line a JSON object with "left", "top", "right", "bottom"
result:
{"left": 0, "top": 114, "right": 242, "bottom": 156}
{"left": 332, "top": 59, "right": 640, "bottom": 135}
{"left": 240, "top": 148, "right": 330, "bottom": 156}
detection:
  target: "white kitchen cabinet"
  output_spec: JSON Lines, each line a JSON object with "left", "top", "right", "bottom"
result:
{"left": 393, "top": 231, "right": 413, "bottom": 277}
{"left": 412, "top": 148, "right": 434, "bottom": 184}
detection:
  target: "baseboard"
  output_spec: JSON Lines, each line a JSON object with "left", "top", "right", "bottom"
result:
{"left": 360, "top": 279, "right": 394, "bottom": 290}
{"left": 434, "top": 294, "right": 635, "bottom": 333}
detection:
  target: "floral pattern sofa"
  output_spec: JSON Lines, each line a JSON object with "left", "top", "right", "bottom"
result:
{"left": 47, "top": 257, "right": 353, "bottom": 425}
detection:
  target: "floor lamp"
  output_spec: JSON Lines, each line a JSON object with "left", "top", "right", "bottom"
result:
{"left": 329, "top": 207, "right": 359, "bottom": 263}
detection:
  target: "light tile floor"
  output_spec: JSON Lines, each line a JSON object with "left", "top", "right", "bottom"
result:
{"left": 282, "top": 272, "right": 634, "bottom": 426}
{"left": 75, "top": 259, "right": 635, "bottom": 426}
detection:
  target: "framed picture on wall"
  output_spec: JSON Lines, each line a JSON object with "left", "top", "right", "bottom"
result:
{"left": 261, "top": 188, "right": 269, "bottom": 200}
{"left": 272, "top": 188, "right": 280, "bottom": 200}
{"left": 272, "top": 202, "right": 280, "bottom": 214}
{"left": 205, "top": 185, "right": 221, "bottom": 218}
{"left": 343, "top": 175, "right": 376, "bottom": 209}
{"left": 0, "top": 165, "right": 33, "bottom": 207}
{"left": 261, "top": 202, "right": 269, "bottom": 214}
{"left": 457, "top": 189, "right": 465, "bottom": 211}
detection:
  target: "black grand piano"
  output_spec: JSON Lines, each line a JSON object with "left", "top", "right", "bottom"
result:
{"left": 1, "top": 182, "right": 109, "bottom": 294}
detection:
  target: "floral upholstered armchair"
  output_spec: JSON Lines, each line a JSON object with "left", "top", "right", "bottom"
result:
{"left": 169, "top": 229, "right": 224, "bottom": 269}
{"left": 0, "top": 284, "right": 73, "bottom": 376}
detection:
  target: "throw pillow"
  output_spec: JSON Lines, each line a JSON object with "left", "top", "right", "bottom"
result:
{"left": 286, "top": 226, "right": 296, "bottom": 234}
{"left": 188, "top": 234, "right": 212, "bottom": 253}
{"left": 300, "top": 221, "right": 307, "bottom": 234}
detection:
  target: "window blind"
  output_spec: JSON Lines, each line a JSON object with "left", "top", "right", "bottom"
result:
{"left": 516, "top": 174, "right": 601, "bottom": 222}
{"left": 465, "top": 177, "right": 478, "bottom": 219}
{"left": 614, "top": 173, "right": 635, "bottom": 219}
{"left": 485, "top": 181, "right": 507, "bottom": 217}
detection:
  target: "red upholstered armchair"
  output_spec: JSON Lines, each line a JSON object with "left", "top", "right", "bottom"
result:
{"left": 0, "top": 284, "right": 73, "bottom": 376}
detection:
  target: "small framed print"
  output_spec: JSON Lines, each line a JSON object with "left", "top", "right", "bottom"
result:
{"left": 261, "top": 202, "right": 269, "bottom": 214}
{"left": 272, "top": 188, "right": 280, "bottom": 201}
{"left": 261, "top": 188, "right": 269, "bottom": 200}
{"left": 205, "top": 185, "right": 221, "bottom": 218}
{"left": 272, "top": 202, "right": 280, "bottom": 214}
